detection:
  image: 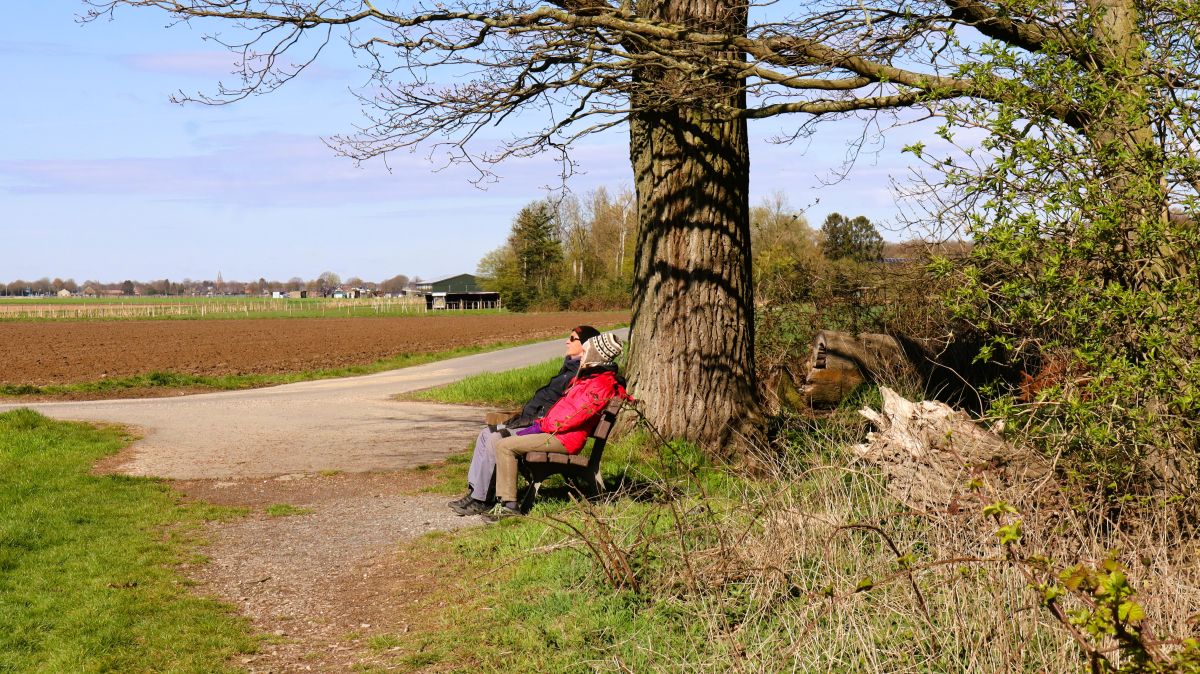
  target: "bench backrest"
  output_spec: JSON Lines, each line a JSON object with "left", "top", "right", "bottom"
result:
{"left": 586, "top": 398, "right": 624, "bottom": 471}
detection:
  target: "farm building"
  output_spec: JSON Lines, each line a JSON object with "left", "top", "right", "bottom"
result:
{"left": 418, "top": 274, "right": 500, "bottom": 310}
{"left": 415, "top": 274, "right": 480, "bottom": 293}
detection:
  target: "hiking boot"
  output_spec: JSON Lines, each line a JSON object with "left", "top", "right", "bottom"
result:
{"left": 447, "top": 491, "right": 474, "bottom": 509}
{"left": 480, "top": 502, "right": 522, "bottom": 522}
{"left": 451, "top": 498, "right": 491, "bottom": 516}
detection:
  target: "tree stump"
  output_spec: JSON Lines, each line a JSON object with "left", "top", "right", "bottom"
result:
{"left": 854, "top": 387, "right": 1051, "bottom": 512}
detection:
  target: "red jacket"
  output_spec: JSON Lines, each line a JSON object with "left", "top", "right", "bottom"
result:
{"left": 537, "top": 369, "right": 626, "bottom": 454}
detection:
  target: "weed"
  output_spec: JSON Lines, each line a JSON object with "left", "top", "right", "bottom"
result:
{"left": 366, "top": 634, "right": 403, "bottom": 652}
{"left": 265, "top": 503, "right": 313, "bottom": 517}
{"left": 408, "top": 357, "right": 564, "bottom": 407}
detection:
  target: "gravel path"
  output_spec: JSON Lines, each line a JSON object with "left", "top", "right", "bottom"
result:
{"left": 1, "top": 333, "right": 626, "bottom": 672}
{"left": 175, "top": 473, "right": 478, "bottom": 673}
{"left": 1, "top": 337, "right": 587, "bottom": 478}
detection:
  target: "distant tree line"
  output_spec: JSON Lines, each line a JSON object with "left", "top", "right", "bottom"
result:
{"left": 477, "top": 187, "right": 638, "bottom": 312}
{"left": 478, "top": 187, "right": 892, "bottom": 312}
{"left": 1, "top": 273, "right": 419, "bottom": 298}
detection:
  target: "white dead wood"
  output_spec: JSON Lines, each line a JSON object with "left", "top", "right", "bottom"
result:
{"left": 855, "top": 387, "right": 1051, "bottom": 512}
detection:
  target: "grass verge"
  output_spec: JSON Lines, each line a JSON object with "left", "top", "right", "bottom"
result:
{"left": 405, "top": 357, "right": 564, "bottom": 408}
{"left": 0, "top": 297, "right": 500, "bottom": 322}
{"left": 0, "top": 409, "right": 257, "bottom": 672}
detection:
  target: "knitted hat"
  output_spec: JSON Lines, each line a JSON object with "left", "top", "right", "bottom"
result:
{"left": 573, "top": 325, "right": 601, "bottom": 344}
{"left": 581, "top": 332, "right": 623, "bottom": 368}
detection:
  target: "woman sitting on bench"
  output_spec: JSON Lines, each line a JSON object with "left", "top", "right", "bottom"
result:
{"left": 448, "top": 325, "right": 600, "bottom": 516}
{"left": 484, "top": 332, "right": 627, "bottom": 520}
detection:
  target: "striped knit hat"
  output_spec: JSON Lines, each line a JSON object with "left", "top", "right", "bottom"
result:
{"left": 581, "top": 332, "right": 623, "bottom": 368}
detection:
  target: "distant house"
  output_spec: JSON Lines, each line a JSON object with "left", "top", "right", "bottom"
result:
{"left": 82, "top": 286, "right": 98, "bottom": 298}
{"left": 57, "top": 288, "right": 72, "bottom": 298}
{"left": 287, "top": 290, "right": 308, "bottom": 299}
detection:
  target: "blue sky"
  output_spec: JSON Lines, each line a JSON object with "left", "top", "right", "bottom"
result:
{"left": 1, "top": 4, "right": 933, "bottom": 284}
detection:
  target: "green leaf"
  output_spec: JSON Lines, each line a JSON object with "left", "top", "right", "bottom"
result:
{"left": 1118, "top": 600, "right": 1146, "bottom": 624}
{"left": 997, "top": 520, "right": 1023, "bottom": 545}
{"left": 983, "top": 501, "right": 1018, "bottom": 518}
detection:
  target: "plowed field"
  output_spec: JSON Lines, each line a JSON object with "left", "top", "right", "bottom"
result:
{"left": 0, "top": 312, "right": 627, "bottom": 385}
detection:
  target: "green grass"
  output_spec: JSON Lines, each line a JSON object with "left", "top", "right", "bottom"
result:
{"left": 366, "top": 427, "right": 735, "bottom": 672}
{"left": 0, "top": 296, "right": 277, "bottom": 304}
{"left": 0, "top": 340, "right": 547, "bottom": 399}
{"left": 0, "top": 409, "right": 257, "bottom": 672}
{"left": 406, "top": 358, "right": 565, "bottom": 407}
{"left": 265, "top": 504, "right": 313, "bottom": 517}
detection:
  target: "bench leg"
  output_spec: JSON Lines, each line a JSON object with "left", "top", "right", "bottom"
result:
{"left": 519, "top": 480, "right": 541, "bottom": 513}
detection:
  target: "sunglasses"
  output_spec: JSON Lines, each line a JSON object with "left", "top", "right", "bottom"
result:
{"left": 568, "top": 335, "right": 580, "bottom": 342}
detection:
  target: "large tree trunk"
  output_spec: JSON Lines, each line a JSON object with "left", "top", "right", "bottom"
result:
{"left": 626, "top": 0, "right": 761, "bottom": 451}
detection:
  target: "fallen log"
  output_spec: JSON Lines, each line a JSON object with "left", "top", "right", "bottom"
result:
{"left": 855, "top": 387, "right": 1051, "bottom": 512}
{"left": 800, "top": 331, "right": 920, "bottom": 407}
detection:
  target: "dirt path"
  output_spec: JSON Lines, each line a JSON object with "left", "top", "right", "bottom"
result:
{"left": 1, "top": 334, "right": 626, "bottom": 672}
{"left": 173, "top": 472, "right": 473, "bottom": 673}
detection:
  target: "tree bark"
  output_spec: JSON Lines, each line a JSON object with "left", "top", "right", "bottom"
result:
{"left": 626, "top": 0, "right": 761, "bottom": 451}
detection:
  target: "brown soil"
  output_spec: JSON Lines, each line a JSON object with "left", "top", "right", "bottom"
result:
{"left": 0, "top": 312, "right": 627, "bottom": 386}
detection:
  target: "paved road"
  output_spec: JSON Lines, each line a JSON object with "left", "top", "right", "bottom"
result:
{"left": 0, "top": 333, "right": 625, "bottom": 479}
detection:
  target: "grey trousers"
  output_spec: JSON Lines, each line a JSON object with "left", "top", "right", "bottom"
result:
{"left": 466, "top": 427, "right": 504, "bottom": 501}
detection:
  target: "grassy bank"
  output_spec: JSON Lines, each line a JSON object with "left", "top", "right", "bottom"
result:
{"left": 0, "top": 297, "right": 479, "bottom": 322}
{"left": 385, "top": 370, "right": 1200, "bottom": 672}
{"left": 0, "top": 409, "right": 256, "bottom": 672}
{"left": 379, "top": 421, "right": 1072, "bottom": 672}
{"left": 406, "top": 357, "right": 564, "bottom": 408}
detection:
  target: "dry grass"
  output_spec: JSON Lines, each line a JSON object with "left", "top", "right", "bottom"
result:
{"left": 560, "top": 418, "right": 1200, "bottom": 673}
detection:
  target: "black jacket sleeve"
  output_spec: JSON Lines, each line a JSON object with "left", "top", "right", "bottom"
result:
{"left": 508, "top": 356, "right": 580, "bottom": 428}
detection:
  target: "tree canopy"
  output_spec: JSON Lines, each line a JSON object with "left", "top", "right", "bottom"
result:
{"left": 477, "top": 200, "right": 564, "bottom": 311}
{"left": 820, "top": 213, "right": 883, "bottom": 263}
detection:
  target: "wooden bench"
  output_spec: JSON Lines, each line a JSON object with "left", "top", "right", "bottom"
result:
{"left": 517, "top": 398, "right": 623, "bottom": 512}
